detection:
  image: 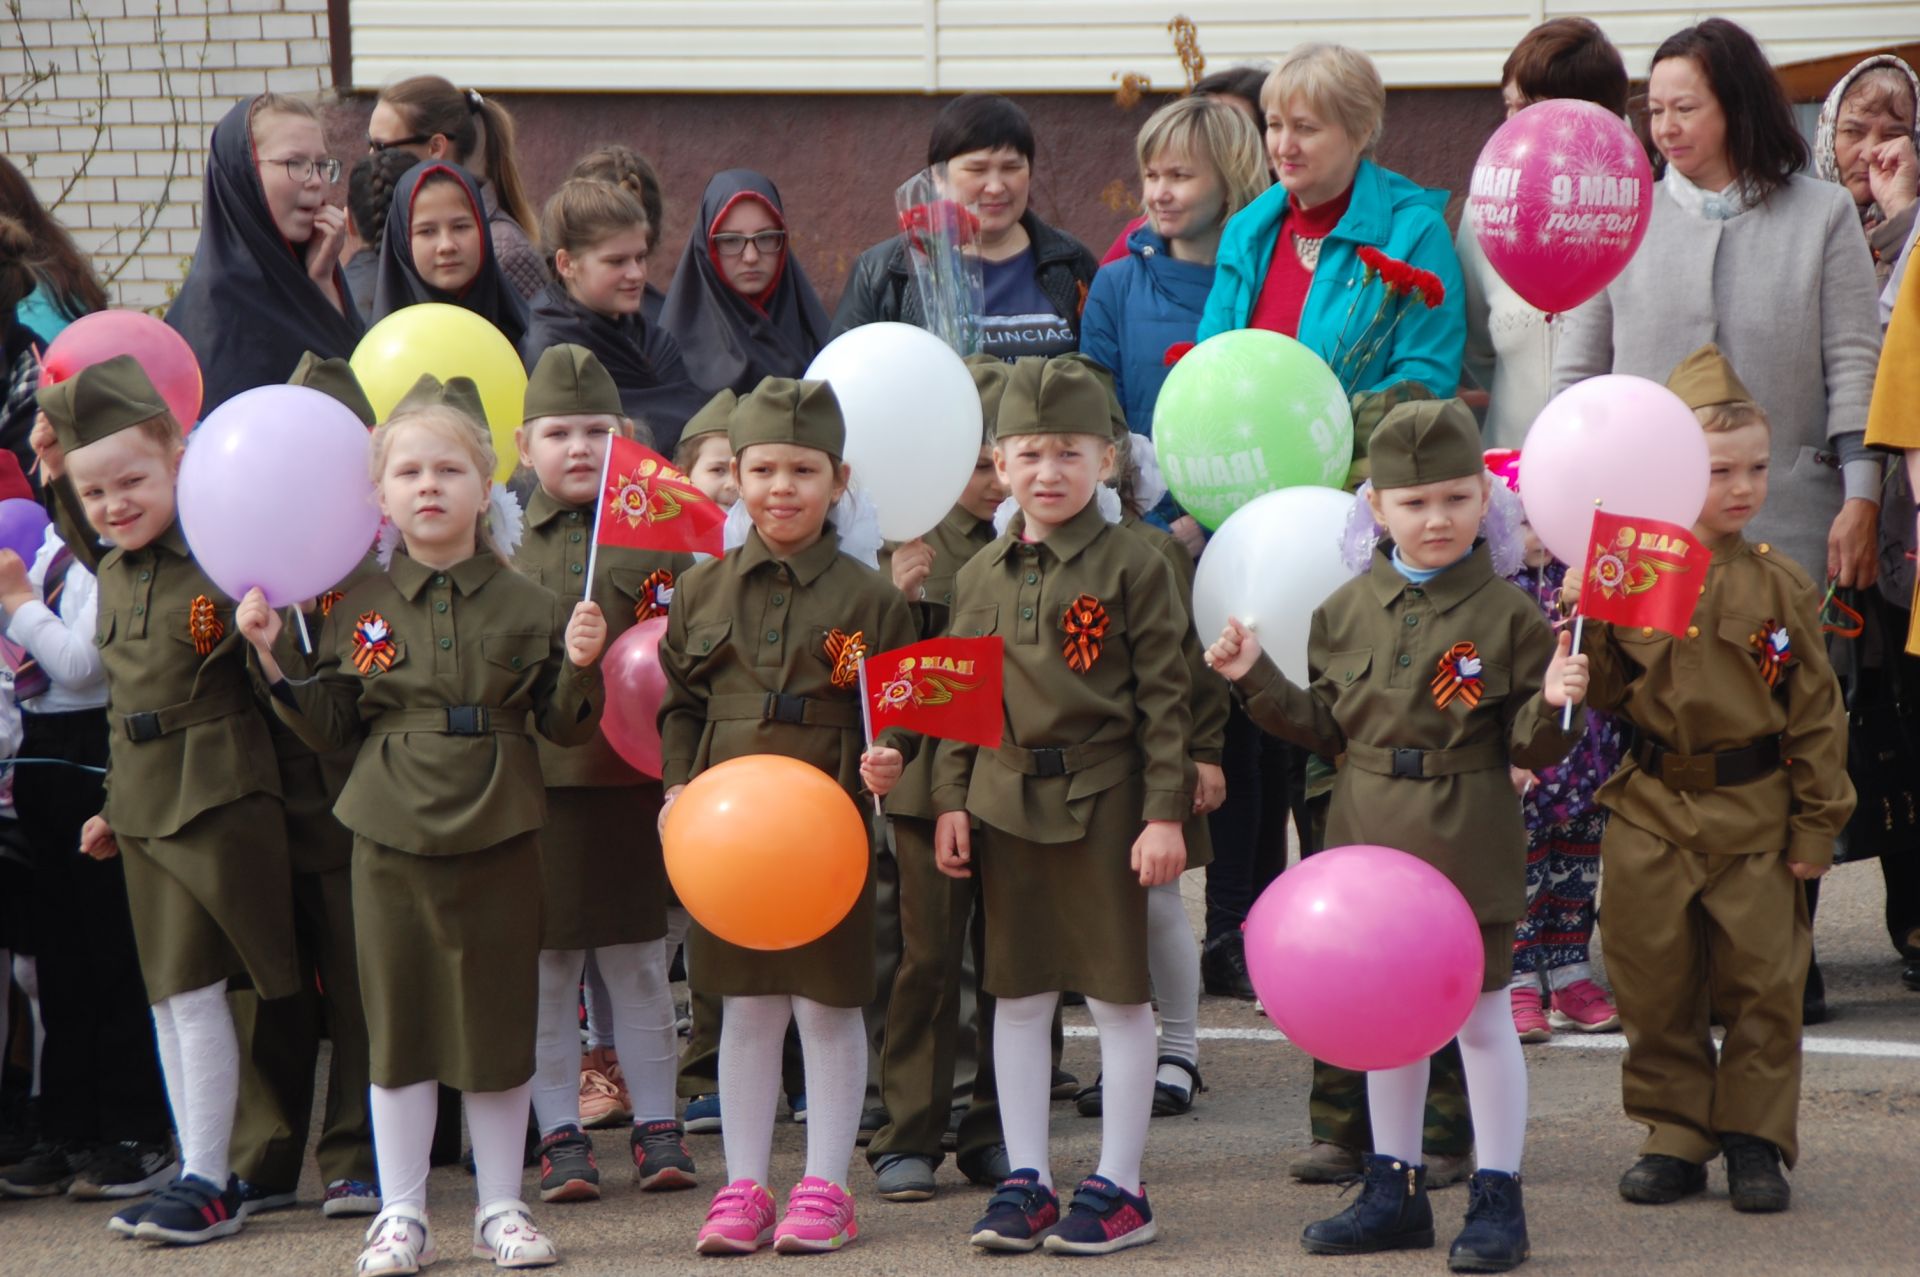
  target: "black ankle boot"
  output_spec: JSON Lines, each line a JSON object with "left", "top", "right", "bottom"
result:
{"left": 1300, "top": 1154, "right": 1434, "bottom": 1255}
{"left": 1201, "top": 932, "right": 1256, "bottom": 1000}
{"left": 1448, "top": 1170, "right": 1529, "bottom": 1272}
{"left": 1722, "top": 1134, "right": 1790, "bottom": 1213}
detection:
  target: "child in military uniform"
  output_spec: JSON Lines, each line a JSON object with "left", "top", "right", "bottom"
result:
{"left": 934, "top": 355, "right": 1195, "bottom": 1256}
{"left": 674, "top": 388, "right": 741, "bottom": 509}
{"left": 512, "top": 345, "right": 697, "bottom": 1202}
{"left": 237, "top": 377, "right": 607, "bottom": 1274}
{"left": 659, "top": 376, "right": 914, "bottom": 1255}
{"left": 31, "top": 356, "right": 300, "bottom": 1244}
{"left": 1582, "top": 345, "right": 1852, "bottom": 1214}
{"left": 1207, "top": 398, "right": 1590, "bottom": 1273}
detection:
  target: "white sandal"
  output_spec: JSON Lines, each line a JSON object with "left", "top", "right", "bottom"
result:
{"left": 471, "top": 1198, "right": 559, "bottom": 1269}
{"left": 356, "top": 1203, "right": 437, "bottom": 1275}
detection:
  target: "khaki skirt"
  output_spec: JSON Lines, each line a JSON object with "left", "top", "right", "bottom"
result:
{"left": 539, "top": 785, "right": 668, "bottom": 951}
{"left": 978, "top": 783, "right": 1151, "bottom": 1005}
{"left": 119, "top": 791, "right": 298, "bottom": 1005}
{"left": 353, "top": 832, "right": 543, "bottom": 1092}
{"left": 1479, "top": 921, "right": 1517, "bottom": 993}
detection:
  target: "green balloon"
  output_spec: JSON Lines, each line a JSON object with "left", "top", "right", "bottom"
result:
{"left": 1152, "top": 330, "right": 1354, "bottom": 530}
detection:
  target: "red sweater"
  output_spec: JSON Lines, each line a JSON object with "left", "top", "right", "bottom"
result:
{"left": 1246, "top": 186, "right": 1352, "bottom": 338}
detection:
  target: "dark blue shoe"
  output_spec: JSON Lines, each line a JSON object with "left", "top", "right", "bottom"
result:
{"left": 133, "top": 1173, "right": 245, "bottom": 1244}
{"left": 1302, "top": 1154, "right": 1435, "bottom": 1254}
{"left": 234, "top": 1177, "right": 297, "bottom": 1218}
{"left": 684, "top": 1093, "right": 722, "bottom": 1134}
{"left": 1448, "top": 1169, "right": 1529, "bottom": 1272}
{"left": 789, "top": 1092, "right": 808, "bottom": 1124}
{"left": 108, "top": 1195, "right": 153, "bottom": 1237}
{"left": 1042, "top": 1174, "right": 1157, "bottom": 1255}
{"left": 968, "top": 1170, "right": 1060, "bottom": 1252}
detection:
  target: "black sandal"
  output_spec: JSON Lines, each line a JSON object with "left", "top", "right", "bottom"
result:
{"left": 1073, "top": 1075, "right": 1104, "bottom": 1118}
{"left": 1151, "top": 1055, "right": 1204, "bottom": 1117}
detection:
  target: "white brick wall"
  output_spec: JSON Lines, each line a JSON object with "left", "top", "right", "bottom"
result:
{"left": 1, "top": 0, "right": 331, "bottom": 311}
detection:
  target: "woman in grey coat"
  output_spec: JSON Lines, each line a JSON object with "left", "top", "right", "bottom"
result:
{"left": 1552, "top": 18, "right": 1884, "bottom": 591}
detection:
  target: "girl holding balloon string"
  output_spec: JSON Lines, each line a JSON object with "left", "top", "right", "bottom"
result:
{"left": 370, "top": 160, "right": 529, "bottom": 347}
{"left": 237, "top": 375, "right": 608, "bottom": 1274}
{"left": 1207, "top": 398, "right": 1589, "bottom": 1273}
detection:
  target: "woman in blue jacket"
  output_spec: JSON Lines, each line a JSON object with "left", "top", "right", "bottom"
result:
{"left": 1196, "top": 43, "right": 1466, "bottom": 401}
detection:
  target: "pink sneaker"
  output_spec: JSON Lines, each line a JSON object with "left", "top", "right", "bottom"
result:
{"left": 771, "top": 1176, "right": 858, "bottom": 1254}
{"left": 1510, "top": 986, "right": 1551, "bottom": 1043}
{"left": 694, "top": 1179, "right": 776, "bottom": 1255}
{"left": 1549, "top": 978, "right": 1621, "bottom": 1032}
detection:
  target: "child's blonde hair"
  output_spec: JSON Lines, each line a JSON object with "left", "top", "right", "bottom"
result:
{"left": 1136, "top": 95, "right": 1271, "bottom": 220}
{"left": 372, "top": 404, "right": 510, "bottom": 564}
{"left": 1695, "top": 400, "right": 1771, "bottom": 434}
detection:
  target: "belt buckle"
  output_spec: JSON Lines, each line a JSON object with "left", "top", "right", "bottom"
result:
{"left": 445, "top": 706, "right": 489, "bottom": 736}
{"left": 124, "top": 710, "right": 162, "bottom": 743}
{"left": 1390, "top": 747, "right": 1424, "bottom": 778}
{"left": 1659, "top": 753, "right": 1715, "bottom": 792}
{"left": 765, "top": 692, "right": 808, "bottom": 725}
{"left": 1032, "top": 748, "right": 1067, "bottom": 778}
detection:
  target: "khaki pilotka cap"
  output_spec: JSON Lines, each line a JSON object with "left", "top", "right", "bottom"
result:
{"left": 994, "top": 355, "right": 1113, "bottom": 440}
{"left": 730, "top": 376, "right": 845, "bottom": 461}
{"left": 1368, "top": 397, "right": 1484, "bottom": 490}
{"left": 680, "top": 388, "right": 739, "bottom": 447}
{"left": 288, "top": 352, "right": 376, "bottom": 427}
{"left": 964, "top": 354, "right": 1010, "bottom": 441}
{"left": 393, "top": 372, "right": 490, "bottom": 428}
{"left": 1666, "top": 343, "right": 1755, "bottom": 411}
{"left": 38, "top": 354, "right": 170, "bottom": 453}
{"left": 523, "top": 344, "right": 623, "bottom": 422}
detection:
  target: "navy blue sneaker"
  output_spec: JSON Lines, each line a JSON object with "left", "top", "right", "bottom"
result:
{"left": 685, "top": 1093, "right": 722, "bottom": 1135}
{"left": 108, "top": 1196, "right": 153, "bottom": 1237}
{"left": 969, "top": 1170, "right": 1060, "bottom": 1252}
{"left": 133, "top": 1173, "right": 245, "bottom": 1244}
{"left": 1042, "top": 1174, "right": 1158, "bottom": 1255}
{"left": 234, "top": 1177, "right": 297, "bottom": 1219}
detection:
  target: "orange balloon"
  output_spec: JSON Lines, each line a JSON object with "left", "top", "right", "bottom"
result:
{"left": 662, "top": 754, "right": 870, "bottom": 951}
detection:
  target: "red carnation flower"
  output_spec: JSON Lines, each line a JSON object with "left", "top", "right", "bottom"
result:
{"left": 1163, "top": 341, "right": 1196, "bottom": 366}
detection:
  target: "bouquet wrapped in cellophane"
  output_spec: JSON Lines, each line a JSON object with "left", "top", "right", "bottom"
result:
{"left": 895, "top": 165, "right": 985, "bottom": 357}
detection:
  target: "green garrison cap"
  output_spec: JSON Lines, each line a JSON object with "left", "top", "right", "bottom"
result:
{"left": 38, "top": 354, "right": 170, "bottom": 453}
{"left": 288, "top": 351, "right": 375, "bottom": 427}
{"left": 523, "top": 344, "right": 623, "bottom": 422}
{"left": 1367, "top": 397, "right": 1484, "bottom": 489}
{"left": 1053, "top": 352, "right": 1128, "bottom": 440}
{"left": 1666, "top": 343, "right": 1755, "bottom": 412}
{"left": 680, "top": 388, "right": 739, "bottom": 447}
{"left": 393, "top": 372, "right": 489, "bottom": 429}
{"left": 994, "top": 355, "right": 1114, "bottom": 440}
{"left": 729, "top": 377, "right": 845, "bottom": 461}
{"left": 964, "top": 354, "right": 1010, "bottom": 441}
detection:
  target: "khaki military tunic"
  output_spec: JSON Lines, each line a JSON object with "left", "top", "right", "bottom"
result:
{"left": 1583, "top": 535, "right": 1852, "bottom": 1167}
{"left": 50, "top": 483, "right": 296, "bottom": 1005}
{"left": 515, "top": 487, "right": 695, "bottom": 948}
{"left": 932, "top": 499, "right": 1195, "bottom": 1003}
{"left": 272, "top": 550, "right": 601, "bottom": 1091}
{"left": 660, "top": 526, "right": 917, "bottom": 1007}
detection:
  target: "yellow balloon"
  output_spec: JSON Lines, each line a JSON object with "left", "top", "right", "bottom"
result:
{"left": 349, "top": 303, "right": 528, "bottom": 481}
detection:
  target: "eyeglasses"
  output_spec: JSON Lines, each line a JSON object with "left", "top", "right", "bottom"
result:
{"left": 711, "top": 230, "right": 787, "bottom": 258}
{"left": 368, "top": 134, "right": 432, "bottom": 153}
{"left": 260, "top": 156, "right": 342, "bottom": 184}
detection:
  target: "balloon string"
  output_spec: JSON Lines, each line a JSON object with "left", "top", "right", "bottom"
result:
{"left": 2, "top": 757, "right": 108, "bottom": 775}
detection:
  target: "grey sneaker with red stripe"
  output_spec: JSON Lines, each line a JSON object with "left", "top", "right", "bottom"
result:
{"left": 631, "top": 1120, "right": 697, "bottom": 1190}
{"left": 1042, "top": 1174, "right": 1158, "bottom": 1255}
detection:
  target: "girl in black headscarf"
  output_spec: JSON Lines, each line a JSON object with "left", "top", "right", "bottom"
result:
{"left": 166, "top": 94, "right": 364, "bottom": 414}
{"left": 371, "top": 160, "right": 528, "bottom": 346}
{"left": 659, "top": 170, "right": 830, "bottom": 395}
{"left": 522, "top": 179, "right": 705, "bottom": 453}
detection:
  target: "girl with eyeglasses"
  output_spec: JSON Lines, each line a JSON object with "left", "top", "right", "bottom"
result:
{"left": 660, "top": 170, "right": 831, "bottom": 397}
{"left": 166, "top": 94, "right": 365, "bottom": 415}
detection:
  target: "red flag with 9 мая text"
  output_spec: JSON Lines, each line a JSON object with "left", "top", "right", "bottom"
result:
{"left": 866, "top": 636, "right": 1004, "bottom": 749}
{"left": 1579, "top": 510, "right": 1707, "bottom": 635}
{"left": 596, "top": 435, "right": 725, "bottom": 556}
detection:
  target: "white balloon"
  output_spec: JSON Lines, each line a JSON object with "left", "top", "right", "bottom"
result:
{"left": 1192, "top": 486, "right": 1358, "bottom": 685}
{"left": 804, "top": 323, "right": 984, "bottom": 542}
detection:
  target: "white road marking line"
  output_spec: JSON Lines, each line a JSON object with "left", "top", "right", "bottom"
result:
{"left": 1064, "top": 1025, "right": 1920, "bottom": 1059}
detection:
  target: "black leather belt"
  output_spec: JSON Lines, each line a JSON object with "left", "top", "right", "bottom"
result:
{"left": 1632, "top": 734, "right": 1781, "bottom": 792}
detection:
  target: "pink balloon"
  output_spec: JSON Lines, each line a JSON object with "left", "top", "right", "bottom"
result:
{"left": 1245, "top": 845, "right": 1482, "bottom": 1072}
{"left": 176, "top": 385, "right": 380, "bottom": 607}
{"left": 602, "top": 617, "right": 669, "bottom": 778}
{"left": 1519, "top": 375, "right": 1710, "bottom": 567}
{"left": 40, "top": 310, "right": 204, "bottom": 431}
{"left": 1467, "top": 99, "right": 1653, "bottom": 315}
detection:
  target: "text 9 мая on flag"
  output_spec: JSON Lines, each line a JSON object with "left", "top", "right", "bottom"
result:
{"left": 866, "top": 636, "right": 1004, "bottom": 749}
{"left": 596, "top": 435, "right": 725, "bottom": 556}
{"left": 1579, "top": 509, "right": 1707, "bottom": 635}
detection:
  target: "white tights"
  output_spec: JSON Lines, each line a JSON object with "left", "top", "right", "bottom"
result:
{"left": 1146, "top": 881, "right": 1200, "bottom": 1088}
{"left": 372, "top": 1079, "right": 533, "bottom": 1210}
{"left": 1367, "top": 988, "right": 1528, "bottom": 1173}
{"left": 717, "top": 994, "right": 864, "bottom": 1189}
{"left": 995, "top": 991, "right": 1155, "bottom": 1194}
{"left": 149, "top": 979, "right": 238, "bottom": 1184}
{"left": 1, "top": 953, "right": 44, "bottom": 1098}
{"left": 533, "top": 941, "right": 677, "bottom": 1133}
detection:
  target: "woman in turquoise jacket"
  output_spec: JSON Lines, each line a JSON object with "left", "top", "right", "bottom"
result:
{"left": 1196, "top": 45, "right": 1466, "bottom": 401}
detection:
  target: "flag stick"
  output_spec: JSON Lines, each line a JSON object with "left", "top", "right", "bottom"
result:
{"left": 855, "top": 657, "right": 883, "bottom": 817}
{"left": 1560, "top": 612, "right": 1584, "bottom": 731}
{"left": 580, "top": 441, "right": 616, "bottom": 602}
{"left": 291, "top": 605, "right": 312, "bottom": 655}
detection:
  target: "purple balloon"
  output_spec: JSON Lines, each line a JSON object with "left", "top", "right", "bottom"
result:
{"left": 1245, "top": 845, "right": 1483, "bottom": 1072}
{"left": 0, "top": 498, "right": 50, "bottom": 563}
{"left": 177, "top": 385, "right": 378, "bottom": 608}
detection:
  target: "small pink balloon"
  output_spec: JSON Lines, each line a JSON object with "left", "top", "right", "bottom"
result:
{"left": 1467, "top": 99, "right": 1653, "bottom": 315}
{"left": 40, "top": 310, "right": 204, "bottom": 431}
{"left": 1519, "top": 375, "right": 1710, "bottom": 568}
{"left": 1245, "top": 845, "right": 1483, "bottom": 1072}
{"left": 602, "top": 617, "right": 669, "bottom": 778}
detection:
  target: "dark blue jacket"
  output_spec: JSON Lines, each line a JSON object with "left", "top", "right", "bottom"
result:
{"left": 1078, "top": 222, "right": 1215, "bottom": 434}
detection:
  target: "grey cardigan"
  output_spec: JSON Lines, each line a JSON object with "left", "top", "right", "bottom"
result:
{"left": 1553, "top": 173, "right": 1884, "bottom": 582}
